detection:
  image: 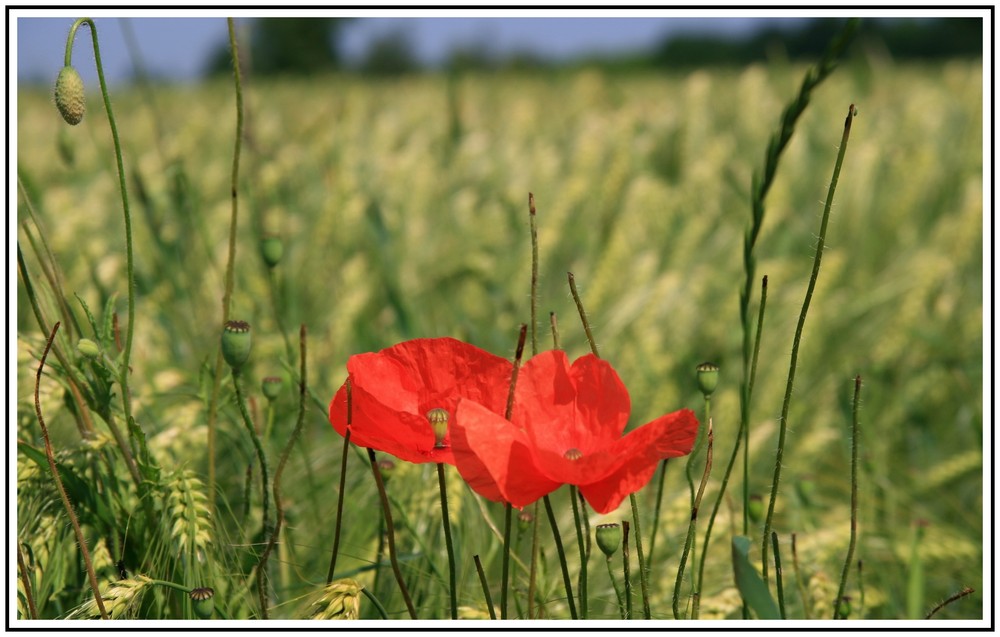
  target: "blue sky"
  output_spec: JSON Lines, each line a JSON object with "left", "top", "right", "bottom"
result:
{"left": 15, "top": 13, "right": 814, "bottom": 86}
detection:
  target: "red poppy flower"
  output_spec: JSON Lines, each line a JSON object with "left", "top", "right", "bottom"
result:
{"left": 450, "top": 350, "right": 700, "bottom": 515}
{"left": 328, "top": 337, "right": 513, "bottom": 499}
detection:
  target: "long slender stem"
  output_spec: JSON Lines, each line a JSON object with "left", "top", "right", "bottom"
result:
{"left": 326, "top": 383, "right": 352, "bottom": 584}
{"left": 628, "top": 493, "right": 651, "bottom": 619}
{"left": 17, "top": 542, "right": 38, "bottom": 619}
{"left": 570, "top": 486, "right": 588, "bottom": 618}
{"left": 34, "top": 322, "right": 108, "bottom": 619}
{"left": 646, "top": 459, "right": 668, "bottom": 569}
{"left": 762, "top": 103, "right": 858, "bottom": 576}
{"left": 437, "top": 463, "right": 458, "bottom": 619}
{"left": 360, "top": 586, "right": 390, "bottom": 620}
{"left": 925, "top": 587, "right": 975, "bottom": 620}
{"left": 567, "top": 272, "right": 599, "bottom": 357}
{"left": 673, "top": 421, "right": 714, "bottom": 618}
{"left": 622, "top": 520, "right": 632, "bottom": 620}
{"left": 366, "top": 448, "right": 417, "bottom": 618}
{"left": 791, "top": 533, "right": 811, "bottom": 619}
{"left": 542, "top": 495, "right": 578, "bottom": 618}
{"left": 474, "top": 555, "right": 497, "bottom": 619}
{"left": 772, "top": 532, "right": 786, "bottom": 618}
{"left": 500, "top": 325, "right": 527, "bottom": 619}
{"left": 833, "top": 375, "right": 862, "bottom": 619}
{"left": 606, "top": 557, "right": 626, "bottom": 620}
{"left": 232, "top": 370, "right": 271, "bottom": 617}
{"left": 261, "top": 325, "right": 309, "bottom": 615}
{"left": 528, "top": 193, "right": 539, "bottom": 355}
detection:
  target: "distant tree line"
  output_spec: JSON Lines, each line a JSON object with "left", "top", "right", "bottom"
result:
{"left": 204, "top": 17, "right": 983, "bottom": 78}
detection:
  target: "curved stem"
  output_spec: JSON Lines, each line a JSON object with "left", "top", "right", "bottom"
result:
{"left": 34, "top": 322, "right": 108, "bottom": 619}
{"left": 833, "top": 375, "right": 862, "bottom": 619}
{"left": 606, "top": 557, "right": 626, "bottom": 620}
{"left": 674, "top": 421, "right": 714, "bottom": 619}
{"left": 570, "top": 486, "right": 588, "bottom": 618}
{"left": 366, "top": 448, "right": 417, "bottom": 618}
{"left": 326, "top": 383, "right": 352, "bottom": 584}
{"left": 474, "top": 555, "right": 497, "bottom": 619}
{"left": 361, "top": 586, "right": 390, "bottom": 620}
{"left": 542, "top": 495, "right": 577, "bottom": 619}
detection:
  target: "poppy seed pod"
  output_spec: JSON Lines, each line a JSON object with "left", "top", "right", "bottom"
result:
{"left": 260, "top": 235, "right": 284, "bottom": 268}
{"left": 377, "top": 458, "right": 396, "bottom": 482}
{"left": 55, "top": 66, "right": 86, "bottom": 125}
{"left": 221, "top": 320, "right": 252, "bottom": 371}
{"left": 261, "top": 376, "right": 283, "bottom": 401}
{"left": 595, "top": 523, "right": 622, "bottom": 558}
{"left": 518, "top": 510, "right": 534, "bottom": 532}
{"left": 189, "top": 587, "right": 215, "bottom": 619}
{"left": 426, "top": 408, "right": 450, "bottom": 448}
{"left": 696, "top": 362, "right": 719, "bottom": 397}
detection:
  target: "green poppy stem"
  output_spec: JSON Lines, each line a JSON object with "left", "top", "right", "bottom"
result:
{"left": 622, "top": 519, "right": 632, "bottom": 620}
{"left": 543, "top": 495, "right": 578, "bottom": 618}
{"left": 501, "top": 503, "right": 513, "bottom": 619}
{"left": 606, "top": 556, "right": 627, "bottom": 620}
{"left": 474, "top": 555, "right": 497, "bottom": 619}
{"left": 437, "top": 463, "right": 458, "bottom": 619}
{"left": 366, "top": 448, "right": 417, "bottom": 618}
{"left": 570, "top": 486, "right": 588, "bottom": 619}
{"left": 628, "top": 494, "right": 651, "bottom": 619}
{"left": 771, "top": 532, "right": 787, "bottom": 619}
{"left": 646, "top": 459, "right": 668, "bottom": 572}
{"left": 833, "top": 375, "right": 862, "bottom": 619}
{"left": 762, "top": 103, "right": 858, "bottom": 578}
{"left": 360, "top": 586, "right": 390, "bottom": 620}
{"left": 327, "top": 382, "right": 352, "bottom": 584}
{"left": 673, "top": 421, "right": 714, "bottom": 619}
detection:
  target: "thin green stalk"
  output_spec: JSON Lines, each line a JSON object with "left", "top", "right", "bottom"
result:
{"left": 207, "top": 17, "right": 245, "bottom": 516}
{"left": 542, "top": 495, "right": 578, "bottom": 619}
{"left": 500, "top": 325, "right": 527, "bottom": 619}
{"left": 570, "top": 485, "right": 588, "bottom": 619}
{"left": 232, "top": 369, "right": 271, "bottom": 617}
{"left": 673, "top": 421, "right": 714, "bottom": 619}
{"left": 366, "top": 448, "right": 417, "bottom": 618}
{"left": 261, "top": 325, "right": 309, "bottom": 617}
{"left": 326, "top": 383, "right": 352, "bottom": 584}
{"left": 529, "top": 193, "right": 539, "bottom": 355}
{"left": 437, "top": 463, "right": 458, "bottom": 619}
{"left": 762, "top": 103, "right": 859, "bottom": 576}
{"left": 34, "top": 322, "right": 108, "bottom": 619}
{"left": 791, "top": 533, "right": 811, "bottom": 619}
{"left": 606, "top": 556, "right": 626, "bottom": 620}
{"left": 646, "top": 459, "right": 668, "bottom": 569}
{"left": 925, "top": 587, "right": 975, "bottom": 620}
{"left": 628, "top": 493, "right": 651, "bottom": 619}
{"left": 567, "top": 272, "right": 599, "bottom": 357}
{"left": 527, "top": 501, "right": 540, "bottom": 618}
{"left": 64, "top": 19, "right": 138, "bottom": 434}
{"left": 17, "top": 542, "right": 37, "bottom": 619}
{"left": 474, "top": 555, "right": 497, "bottom": 619}
{"left": 771, "top": 532, "right": 786, "bottom": 619}
{"left": 549, "top": 312, "right": 560, "bottom": 351}
{"left": 361, "top": 586, "right": 390, "bottom": 620}
{"left": 857, "top": 560, "right": 865, "bottom": 618}
{"left": 622, "top": 520, "right": 632, "bottom": 620}
{"left": 833, "top": 375, "right": 862, "bottom": 619}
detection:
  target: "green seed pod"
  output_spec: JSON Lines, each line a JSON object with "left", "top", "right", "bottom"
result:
{"left": 595, "top": 523, "right": 622, "bottom": 558}
{"left": 221, "top": 320, "right": 252, "bottom": 371}
{"left": 189, "top": 587, "right": 215, "bottom": 619}
{"left": 261, "top": 375, "right": 283, "bottom": 401}
{"left": 426, "top": 408, "right": 449, "bottom": 448}
{"left": 55, "top": 66, "right": 86, "bottom": 125}
{"left": 260, "top": 235, "right": 284, "bottom": 268}
{"left": 77, "top": 338, "right": 100, "bottom": 359}
{"left": 747, "top": 494, "right": 764, "bottom": 524}
{"left": 377, "top": 458, "right": 396, "bottom": 483}
{"left": 696, "top": 362, "right": 719, "bottom": 397}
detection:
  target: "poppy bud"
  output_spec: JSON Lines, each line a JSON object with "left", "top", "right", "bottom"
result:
{"left": 55, "top": 66, "right": 86, "bottom": 125}
{"left": 426, "top": 408, "right": 449, "bottom": 448}
{"left": 518, "top": 510, "right": 533, "bottom": 532}
{"left": 696, "top": 362, "right": 719, "bottom": 397}
{"left": 260, "top": 235, "right": 283, "bottom": 268}
{"left": 836, "top": 596, "right": 851, "bottom": 619}
{"left": 221, "top": 320, "right": 252, "bottom": 371}
{"left": 261, "top": 376, "right": 283, "bottom": 401}
{"left": 748, "top": 494, "right": 764, "bottom": 524}
{"left": 189, "top": 587, "right": 215, "bottom": 619}
{"left": 77, "top": 338, "right": 100, "bottom": 359}
{"left": 377, "top": 459, "right": 396, "bottom": 482}
{"left": 596, "top": 523, "right": 622, "bottom": 558}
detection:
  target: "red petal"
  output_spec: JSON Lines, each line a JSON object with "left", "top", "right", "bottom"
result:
{"left": 515, "top": 352, "right": 630, "bottom": 463}
{"left": 578, "top": 409, "right": 700, "bottom": 514}
{"left": 453, "top": 399, "right": 560, "bottom": 508}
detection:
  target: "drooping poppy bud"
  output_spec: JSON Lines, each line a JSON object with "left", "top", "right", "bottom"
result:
{"left": 55, "top": 66, "right": 86, "bottom": 125}
{"left": 596, "top": 523, "right": 622, "bottom": 558}
{"left": 696, "top": 362, "right": 719, "bottom": 398}
{"left": 518, "top": 510, "right": 534, "bottom": 532}
{"left": 221, "top": 320, "right": 252, "bottom": 371}
{"left": 189, "top": 587, "right": 215, "bottom": 619}
{"left": 260, "top": 234, "right": 284, "bottom": 268}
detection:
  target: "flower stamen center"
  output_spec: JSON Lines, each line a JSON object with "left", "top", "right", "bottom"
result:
{"left": 426, "top": 408, "right": 450, "bottom": 448}
{"left": 564, "top": 448, "right": 583, "bottom": 461}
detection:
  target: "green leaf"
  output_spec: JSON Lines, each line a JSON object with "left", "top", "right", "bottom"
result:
{"left": 732, "top": 535, "right": 780, "bottom": 619}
